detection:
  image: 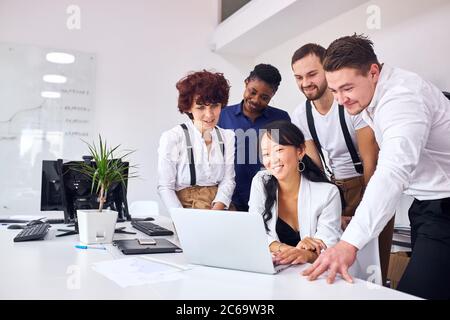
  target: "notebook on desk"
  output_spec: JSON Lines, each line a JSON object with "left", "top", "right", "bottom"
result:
{"left": 113, "top": 238, "right": 182, "bottom": 255}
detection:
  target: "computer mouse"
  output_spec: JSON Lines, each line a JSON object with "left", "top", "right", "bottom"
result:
{"left": 7, "top": 224, "right": 25, "bottom": 229}
{"left": 27, "top": 220, "right": 44, "bottom": 226}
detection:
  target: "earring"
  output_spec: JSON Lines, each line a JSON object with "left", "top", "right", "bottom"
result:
{"left": 298, "top": 160, "right": 305, "bottom": 172}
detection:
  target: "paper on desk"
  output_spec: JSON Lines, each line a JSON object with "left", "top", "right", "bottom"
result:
{"left": 92, "top": 257, "right": 186, "bottom": 288}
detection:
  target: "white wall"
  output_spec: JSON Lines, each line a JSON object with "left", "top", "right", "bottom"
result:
{"left": 0, "top": 0, "right": 252, "bottom": 214}
{"left": 255, "top": 0, "right": 450, "bottom": 116}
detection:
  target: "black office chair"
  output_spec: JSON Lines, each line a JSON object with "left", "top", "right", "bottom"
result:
{"left": 443, "top": 91, "right": 450, "bottom": 100}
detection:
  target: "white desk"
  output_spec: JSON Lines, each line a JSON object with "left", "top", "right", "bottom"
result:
{"left": 0, "top": 216, "right": 418, "bottom": 300}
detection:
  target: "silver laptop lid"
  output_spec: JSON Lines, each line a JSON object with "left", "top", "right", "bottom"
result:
{"left": 170, "top": 208, "right": 279, "bottom": 274}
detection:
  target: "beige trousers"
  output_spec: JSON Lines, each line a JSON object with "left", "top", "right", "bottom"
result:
{"left": 176, "top": 185, "right": 218, "bottom": 209}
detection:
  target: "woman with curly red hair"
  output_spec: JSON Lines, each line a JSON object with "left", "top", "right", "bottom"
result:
{"left": 157, "top": 70, "right": 235, "bottom": 210}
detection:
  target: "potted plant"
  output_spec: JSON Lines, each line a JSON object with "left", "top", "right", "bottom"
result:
{"left": 74, "top": 135, "right": 136, "bottom": 244}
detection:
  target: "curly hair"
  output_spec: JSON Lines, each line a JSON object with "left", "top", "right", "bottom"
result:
{"left": 176, "top": 70, "right": 230, "bottom": 118}
{"left": 245, "top": 64, "right": 282, "bottom": 93}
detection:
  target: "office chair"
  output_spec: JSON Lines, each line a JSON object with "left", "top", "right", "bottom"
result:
{"left": 129, "top": 200, "right": 159, "bottom": 217}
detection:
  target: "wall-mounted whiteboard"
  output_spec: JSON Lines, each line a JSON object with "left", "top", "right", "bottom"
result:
{"left": 0, "top": 42, "right": 96, "bottom": 214}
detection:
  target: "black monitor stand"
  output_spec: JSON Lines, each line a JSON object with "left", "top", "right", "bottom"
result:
{"left": 56, "top": 227, "right": 78, "bottom": 237}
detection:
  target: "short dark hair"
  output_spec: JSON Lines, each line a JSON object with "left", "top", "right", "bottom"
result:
{"left": 323, "top": 34, "right": 380, "bottom": 75}
{"left": 245, "top": 64, "right": 282, "bottom": 93}
{"left": 176, "top": 70, "right": 230, "bottom": 118}
{"left": 291, "top": 43, "right": 326, "bottom": 65}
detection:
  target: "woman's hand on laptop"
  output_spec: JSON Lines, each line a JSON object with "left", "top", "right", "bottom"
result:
{"left": 272, "top": 246, "right": 315, "bottom": 265}
{"left": 296, "top": 237, "right": 327, "bottom": 255}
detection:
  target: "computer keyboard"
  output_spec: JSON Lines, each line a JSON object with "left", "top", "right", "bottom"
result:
{"left": 131, "top": 220, "right": 174, "bottom": 236}
{"left": 13, "top": 223, "right": 51, "bottom": 242}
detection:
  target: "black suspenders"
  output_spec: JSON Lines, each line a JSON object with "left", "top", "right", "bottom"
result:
{"left": 306, "top": 100, "right": 334, "bottom": 178}
{"left": 338, "top": 105, "right": 363, "bottom": 174}
{"left": 305, "top": 100, "right": 363, "bottom": 178}
{"left": 215, "top": 127, "right": 225, "bottom": 157}
{"left": 179, "top": 124, "right": 225, "bottom": 186}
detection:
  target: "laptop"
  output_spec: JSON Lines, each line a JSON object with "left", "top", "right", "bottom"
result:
{"left": 170, "top": 208, "right": 290, "bottom": 274}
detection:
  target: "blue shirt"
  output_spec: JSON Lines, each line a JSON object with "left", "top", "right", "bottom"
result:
{"left": 218, "top": 101, "right": 291, "bottom": 211}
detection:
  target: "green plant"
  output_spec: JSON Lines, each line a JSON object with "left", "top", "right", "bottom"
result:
{"left": 75, "top": 135, "right": 137, "bottom": 212}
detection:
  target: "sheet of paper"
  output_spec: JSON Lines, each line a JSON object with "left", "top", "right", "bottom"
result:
{"left": 92, "top": 257, "right": 186, "bottom": 288}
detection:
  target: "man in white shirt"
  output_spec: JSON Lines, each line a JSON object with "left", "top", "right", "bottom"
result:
{"left": 291, "top": 43, "right": 378, "bottom": 220}
{"left": 290, "top": 44, "right": 393, "bottom": 284}
{"left": 303, "top": 34, "right": 450, "bottom": 300}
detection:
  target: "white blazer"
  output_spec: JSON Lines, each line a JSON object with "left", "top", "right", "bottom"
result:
{"left": 248, "top": 170, "right": 342, "bottom": 248}
{"left": 248, "top": 170, "right": 381, "bottom": 284}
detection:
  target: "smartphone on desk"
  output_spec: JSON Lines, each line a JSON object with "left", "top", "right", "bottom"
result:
{"left": 138, "top": 238, "right": 156, "bottom": 245}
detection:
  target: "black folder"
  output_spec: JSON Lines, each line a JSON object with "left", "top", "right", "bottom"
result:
{"left": 113, "top": 239, "right": 182, "bottom": 255}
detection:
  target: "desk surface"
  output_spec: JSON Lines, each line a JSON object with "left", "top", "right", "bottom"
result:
{"left": 0, "top": 216, "right": 418, "bottom": 300}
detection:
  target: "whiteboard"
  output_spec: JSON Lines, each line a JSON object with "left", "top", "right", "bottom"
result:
{"left": 0, "top": 42, "right": 96, "bottom": 214}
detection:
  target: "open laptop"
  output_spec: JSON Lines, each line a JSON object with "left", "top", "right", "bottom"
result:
{"left": 170, "top": 208, "right": 290, "bottom": 274}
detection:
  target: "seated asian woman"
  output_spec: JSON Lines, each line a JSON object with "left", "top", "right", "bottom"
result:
{"left": 248, "top": 120, "right": 342, "bottom": 265}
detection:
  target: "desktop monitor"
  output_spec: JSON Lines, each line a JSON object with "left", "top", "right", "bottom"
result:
{"left": 40, "top": 157, "right": 131, "bottom": 224}
{"left": 444, "top": 91, "right": 450, "bottom": 100}
{"left": 40, "top": 159, "right": 65, "bottom": 211}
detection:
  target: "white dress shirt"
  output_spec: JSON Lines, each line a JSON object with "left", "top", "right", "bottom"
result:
{"left": 157, "top": 121, "right": 235, "bottom": 209}
{"left": 292, "top": 100, "right": 367, "bottom": 179}
{"left": 342, "top": 64, "right": 450, "bottom": 250}
{"left": 248, "top": 170, "right": 342, "bottom": 248}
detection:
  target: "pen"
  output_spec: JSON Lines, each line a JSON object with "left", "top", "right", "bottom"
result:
{"left": 75, "top": 245, "right": 106, "bottom": 250}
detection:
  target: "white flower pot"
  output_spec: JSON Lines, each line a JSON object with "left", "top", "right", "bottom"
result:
{"left": 77, "top": 209, "right": 118, "bottom": 244}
